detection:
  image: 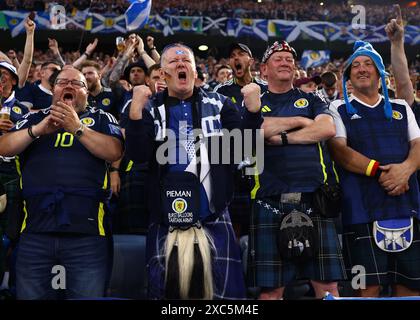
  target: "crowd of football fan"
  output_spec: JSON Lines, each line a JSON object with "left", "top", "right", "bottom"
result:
{"left": 0, "top": 3, "right": 420, "bottom": 300}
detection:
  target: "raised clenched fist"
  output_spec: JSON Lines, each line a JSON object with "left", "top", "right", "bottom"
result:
{"left": 130, "top": 85, "right": 152, "bottom": 120}
{"left": 241, "top": 83, "right": 261, "bottom": 113}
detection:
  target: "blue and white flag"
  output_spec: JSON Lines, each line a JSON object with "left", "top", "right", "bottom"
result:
{"left": 170, "top": 16, "right": 202, "bottom": 33}
{"left": 3, "top": 11, "right": 51, "bottom": 37}
{"left": 268, "top": 20, "right": 299, "bottom": 42}
{"left": 125, "top": 0, "right": 152, "bottom": 32}
{"left": 3, "top": 11, "right": 27, "bottom": 37}
{"left": 227, "top": 18, "right": 268, "bottom": 41}
{"left": 300, "top": 50, "right": 330, "bottom": 69}
{"left": 90, "top": 13, "right": 126, "bottom": 33}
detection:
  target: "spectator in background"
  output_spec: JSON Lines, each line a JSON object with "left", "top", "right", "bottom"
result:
{"left": 194, "top": 66, "right": 210, "bottom": 91}
{"left": 415, "top": 81, "right": 420, "bottom": 105}
{"left": 215, "top": 43, "right": 266, "bottom": 107}
{"left": 216, "top": 65, "right": 233, "bottom": 83}
{"left": 80, "top": 60, "right": 118, "bottom": 118}
{"left": 214, "top": 42, "right": 267, "bottom": 239}
{"left": 109, "top": 64, "right": 166, "bottom": 235}
{"left": 145, "top": 64, "right": 166, "bottom": 95}
{"left": 16, "top": 60, "right": 61, "bottom": 110}
{"left": 294, "top": 75, "right": 321, "bottom": 93}
{"left": 320, "top": 71, "right": 340, "bottom": 103}
{"left": 0, "top": 61, "right": 30, "bottom": 294}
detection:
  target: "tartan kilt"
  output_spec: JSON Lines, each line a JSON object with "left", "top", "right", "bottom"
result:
{"left": 114, "top": 164, "right": 149, "bottom": 233}
{"left": 146, "top": 209, "right": 247, "bottom": 300}
{"left": 0, "top": 172, "right": 20, "bottom": 277}
{"left": 0, "top": 173, "right": 20, "bottom": 228}
{"left": 342, "top": 220, "right": 420, "bottom": 290}
{"left": 247, "top": 198, "right": 346, "bottom": 288}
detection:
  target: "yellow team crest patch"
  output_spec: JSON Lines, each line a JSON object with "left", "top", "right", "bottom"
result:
{"left": 12, "top": 106, "right": 22, "bottom": 114}
{"left": 294, "top": 98, "right": 309, "bottom": 108}
{"left": 102, "top": 98, "right": 111, "bottom": 106}
{"left": 392, "top": 110, "right": 403, "bottom": 120}
{"left": 81, "top": 117, "right": 95, "bottom": 127}
{"left": 172, "top": 198, "right": 187, "bottom": 214}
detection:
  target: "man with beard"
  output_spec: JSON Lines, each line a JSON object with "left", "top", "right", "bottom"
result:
{"left": 80, "top": 60, "right": 118, "bottom": 118}
{"left": 108, "top": 63, "right": 165, "bottom": 234}
{"left": 215, "top": 43, "right": 267, "bottom": 108}
{"left": 215, "top": 44, "right": 267, "bottom": 238}
{"left": 0, "top": 68, "right": 124, "bottom": 299}
{"left": 107, "top": 38, "right": 155, "bottom": 234}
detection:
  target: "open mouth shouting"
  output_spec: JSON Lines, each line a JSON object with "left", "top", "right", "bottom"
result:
{"left": 62, "top": 91, "right": 75, "bottom": 106}
{"left": 178, "top": 71, "right": 187, "bottom": 84}
{"left": 234, "top": 63, "right": 243, "bottom": 76}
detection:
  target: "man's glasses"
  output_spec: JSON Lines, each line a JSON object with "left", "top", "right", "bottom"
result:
{"left": 54, "top": 78, "right": 87, "bottom": 88}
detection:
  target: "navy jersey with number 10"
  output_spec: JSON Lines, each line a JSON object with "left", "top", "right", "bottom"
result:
{"left": 12, "top": 106, "right": 124, "bottom": 235}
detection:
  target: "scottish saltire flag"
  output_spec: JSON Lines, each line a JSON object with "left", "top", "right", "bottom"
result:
{"left": 66, "top": 8, "right": 90, "bottom": 30}
{"left": 90, "top": 13, "right": 126, "bottom": 33}
{"left": 144, "top": 15, "right": 161, "bottom": 32}
{"left": 125, "top": 0, "right": 152, "bottom": 32}
{"left": 268, "top": 20, "right": 299, "bottom": 42}
{"left": 202, "top": 17, "right": 227, "bottom": 36}
{"left": 405, "top": 25, "right": 420, "bottom": 45}
{"left": 357, "top": 25, "right": 388, "bottom": 43}
{"left": 145, "top": 14, "right": 173, "bottom": 36}
{"left": 3, "top": 11, "right": 28, "bottom": 37}
{"left": 170, "top": 16, "right": 202, "bottom": 33}
{"left": 301, "top": 22, "right": 341, "bottom": 42}
{"left": 227, "top": 18, "right": 268, "bottom": 41}
{"left": 300, "top": 50, "right": 330, "bottom": 69}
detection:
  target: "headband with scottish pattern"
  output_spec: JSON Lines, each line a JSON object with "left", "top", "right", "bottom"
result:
{"left": 261, "top": 41, "right": 297, "bottom": 63}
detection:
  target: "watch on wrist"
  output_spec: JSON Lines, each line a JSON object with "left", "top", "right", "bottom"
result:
{"left": 74, "top": 123, "right": 85, "bottom": 139}
{"left": 109, "top": 166, "right": 119, "bottom": 173}
{"left": 280, "top": 131, "right": 288, "bottom": 146}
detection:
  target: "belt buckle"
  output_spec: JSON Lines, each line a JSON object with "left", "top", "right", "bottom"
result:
{"left": 280, "top": 193, "right": 301, "bottom": 204}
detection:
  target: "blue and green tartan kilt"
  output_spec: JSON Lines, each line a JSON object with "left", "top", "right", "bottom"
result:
{"left": 115, "top": 164, "right": 149, "bottom": 233}
{"left": 247, "top": 197, "right": 346, "bottom": 288}
{"left": 342, "top": 220, "right": 420, "bottom": 290}
{"left": 146, "top": 209, "right": 247, "bottom": 300}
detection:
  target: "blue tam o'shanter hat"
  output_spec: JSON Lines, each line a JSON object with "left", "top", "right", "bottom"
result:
{"left": 342, "top": 40, "right": 392, "bottom": 120}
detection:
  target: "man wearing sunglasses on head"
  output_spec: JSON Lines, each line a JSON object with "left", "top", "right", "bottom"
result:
{"left": 0, "top": 67, "right": 124, "bottom": 300}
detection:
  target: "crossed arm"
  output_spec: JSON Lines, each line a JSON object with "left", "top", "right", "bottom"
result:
{"left": 263, "top": 114, "right": 336, "bottom": 145}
